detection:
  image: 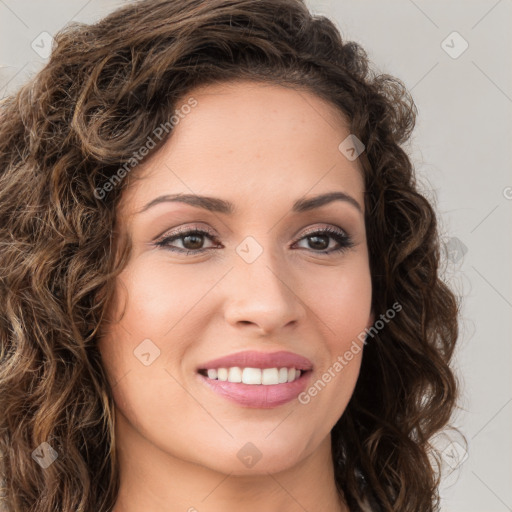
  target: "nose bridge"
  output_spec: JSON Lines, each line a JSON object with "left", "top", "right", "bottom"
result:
{"left": 223, "top": 234, "right": 304, "bottom": 332}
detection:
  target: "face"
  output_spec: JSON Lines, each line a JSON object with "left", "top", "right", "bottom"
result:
{"left": 98, "top": 80, "right": 374, "bottom": 476}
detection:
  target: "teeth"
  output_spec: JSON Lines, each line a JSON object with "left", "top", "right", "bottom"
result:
{"left": 228, "top": 367, "right": 242, "bottom": 383}
{"left": 262, "top": 368, "right": 278, "bottom": 385}
{"left": 243, "top": 367, "right": 261, "bottom": 385}
{"left": 203, "top": 367, "right": 303, "bottom": 385}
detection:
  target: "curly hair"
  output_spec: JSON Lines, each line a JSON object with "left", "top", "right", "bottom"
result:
{"left": 0, "top": 0, "right": 461, "bottom": 510}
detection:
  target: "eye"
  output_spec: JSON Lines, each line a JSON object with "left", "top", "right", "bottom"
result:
{"left": 292, "top": 226, "right": 354, "bottom": 254}
{"left": 155, "top": 227, "right": 221, "bottom": 254}
{"left": 154, "top": 225, "right": 354, "bottom": 255}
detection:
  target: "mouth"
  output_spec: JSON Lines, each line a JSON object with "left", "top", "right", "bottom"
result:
{"left": 195, "top": 350, "right": 314, "bottom": 408}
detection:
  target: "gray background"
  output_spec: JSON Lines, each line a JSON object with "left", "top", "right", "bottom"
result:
{"left": 1, "top": 1, "right": 511, "bottom": 510}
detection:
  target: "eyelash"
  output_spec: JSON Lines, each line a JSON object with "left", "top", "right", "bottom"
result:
{"left": 154, "top": 225, "right": 354, "bottom": 256}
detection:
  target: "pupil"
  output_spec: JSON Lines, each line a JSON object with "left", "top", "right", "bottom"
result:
{"left": 184, "top": 234, "right": 203, "bottom": 249}
{"left": 309, "top": 235, "right": 328, "bottom": 250}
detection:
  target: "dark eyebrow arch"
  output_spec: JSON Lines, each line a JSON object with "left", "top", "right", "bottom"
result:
{"left": 136, "top": 191, "right": 363, "bottom": 216}
{"left": 292, "top": 192, "right": 362, "bottom": 214}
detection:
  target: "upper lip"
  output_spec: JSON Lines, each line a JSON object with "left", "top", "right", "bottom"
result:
{"left": 197, "top": 350, "right": 314, "bottom": 371}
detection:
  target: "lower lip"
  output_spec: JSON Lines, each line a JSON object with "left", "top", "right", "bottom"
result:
{"left": 196, "top": 371, "right": 312, "bottom": 409}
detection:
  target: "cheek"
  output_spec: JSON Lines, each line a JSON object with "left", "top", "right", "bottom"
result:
{"left": 309, "top": 259, "right": 373, "bottom": 342}
{"left": 119, "top": 262, "right": 199, "bottom": 325}
{"left": 107, "top": 259, "right": 219, "bottom": 338}
{"left": 297, "top": 260, "right": 371, "bottom": 413}
{"left": 97, "top": 262, "right": 214, "bottom": 419}
{"left": 97, "top": 308, "right": 192, "bottom": 442}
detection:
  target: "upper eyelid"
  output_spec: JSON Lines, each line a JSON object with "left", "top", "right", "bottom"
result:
{"left": 156, "top": 224, "right": 349, "bottom": 241}
{"left": 298, "top": 225, "right": 348, "bottom": 237}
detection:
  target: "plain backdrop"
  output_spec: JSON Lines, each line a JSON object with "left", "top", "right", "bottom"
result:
{"left": 1, "top": 1, "right": 511, "bottom": 511}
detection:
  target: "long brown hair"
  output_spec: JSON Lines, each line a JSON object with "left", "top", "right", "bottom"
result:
{"left": 0, "top": 0, "right": 461, "bottom": 510}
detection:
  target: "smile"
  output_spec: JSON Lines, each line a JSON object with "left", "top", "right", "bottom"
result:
{"left": 198, "top": 366, "right": 303, "bottom": 385}
{"left": 195, "top": 349, "right": 314, "bottom": 408}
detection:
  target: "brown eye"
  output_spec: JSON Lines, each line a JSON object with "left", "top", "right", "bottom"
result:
{"left": 179, "top": 233, "right": 205, "bottom": 250}
{"left": 306, "top": 234, "right": 329, "bottom": 250}
{"left": 293, "top": 227, "right": 354, "bottom": 254}
{"left": 154, "top": 226, "right": 354, "bottom": 256}
{"left": 155, "top": 229, "right": 220, "bottom": 253}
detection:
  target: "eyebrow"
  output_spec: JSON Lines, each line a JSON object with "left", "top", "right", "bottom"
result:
{"left": 136, "top": 191, "right": 363, "bottom": 216}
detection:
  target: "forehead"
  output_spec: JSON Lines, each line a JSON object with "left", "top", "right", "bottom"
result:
{"left": 119, "top": 80, "right": 365, "bottom": 218}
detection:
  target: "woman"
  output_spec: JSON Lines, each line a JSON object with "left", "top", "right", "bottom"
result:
{"left": 0, "top": 0, "right": 461, "bottom": 510}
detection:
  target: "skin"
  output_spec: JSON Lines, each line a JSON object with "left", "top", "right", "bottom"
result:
{"left": 98, "top": 80, "right": 374, "bottom": 512}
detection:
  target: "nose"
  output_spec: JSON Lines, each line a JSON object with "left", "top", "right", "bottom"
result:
{"left": 222, "top": 248, "right": 306, "bottom": 336}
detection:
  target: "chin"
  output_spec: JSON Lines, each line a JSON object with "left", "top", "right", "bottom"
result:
{"left": 195, "top": 435, "right": 312, "bottom": 476}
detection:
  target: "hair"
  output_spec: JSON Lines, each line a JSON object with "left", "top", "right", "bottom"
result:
{"left": 0, "top": 0, "right": 462, "bottom": 510}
